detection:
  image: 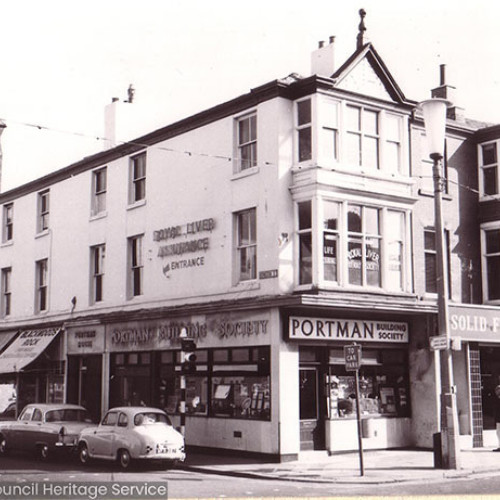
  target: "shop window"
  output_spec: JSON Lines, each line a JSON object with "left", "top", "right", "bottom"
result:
{"left": 2, "top": 203, "right": 13, "bottom": 243}
{"left": 37, "top": 189, "right": 50, "bottom": 233}
{"left": 110, "top": 352, "right": 151, "bottom": 408}
{"left": 326, "top": 347, "right": 410, "bottom": 419}
{"left": 129, "top": 153, "right": 146, "bottom": 204}
{"left": 236, "top": 113, "right": 257, "bottom": 171}
{"left": 91, "top": 166, "right": 107, "bottom": 216}
{"left": 482, "top": 226, "right": 500, "bottom": 301}
{"left": 235, "top": 208, "right": 257, "bottom": 282}
{"left": 1, "top": 267, "right": 11, "bottom": 318}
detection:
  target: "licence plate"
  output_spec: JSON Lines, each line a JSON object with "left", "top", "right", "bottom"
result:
{"left": 156, "top": 444, "right": 177, "bottom": 454}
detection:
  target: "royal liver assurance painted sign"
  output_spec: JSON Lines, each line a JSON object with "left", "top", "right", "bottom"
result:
{"left": 289, "top": 316, "right": 408, "bottom": 343}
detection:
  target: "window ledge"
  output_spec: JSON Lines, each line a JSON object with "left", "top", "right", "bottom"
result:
{"left": 127, "top": 199, "right": 146, "bottom": 211}
{"left": 479, "top": 194, "right": 500, "bottom": 202}
{"left": 231, "top": 166, "right": 259, "bottom": 180}
{"left": 90, "top": 211, "right": 108, "bottom": 221}
{"left": 418, "top": 188, "right": 452, "bottom": 200}
{"left": 0, "top": 240, "right": 13, "bottom": 248}
{"left": 35, "top": 230, "right": 50, "bottom": 239}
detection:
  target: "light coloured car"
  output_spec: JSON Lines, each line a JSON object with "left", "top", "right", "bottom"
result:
{"left": 78, "top": 406, "right": 185, "bottom": 469}
{"left": 0, "top": 403, "right": 93, "bottom": 460}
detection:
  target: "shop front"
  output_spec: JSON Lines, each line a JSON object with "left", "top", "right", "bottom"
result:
{"left": 449, "top": 304, "right": 500, "bottom": 448}
{"left": 288, "top": 314, "right": 412, "bottom": 453}
{"left": 91, "top": 309, "right": 278, "bottom": 455}
{"left": 0, "top": 328, "right": 65, "bottom": 417}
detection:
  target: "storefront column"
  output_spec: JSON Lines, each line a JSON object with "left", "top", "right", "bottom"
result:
{"left": 102, "top": 351, "right": 110, "bottom": 416}
{"left": 278, "top": 342, "right": 300, "bottom": 458}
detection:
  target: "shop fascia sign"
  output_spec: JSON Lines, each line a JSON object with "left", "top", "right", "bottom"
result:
{"left": 448, "top": 305, "right": 500, "bottom": 341}
{"left": 153, "top": 217, "right": 215, "bottom": 277}
{"left": 289, "top": 316, "right": 408, "bottom": 343}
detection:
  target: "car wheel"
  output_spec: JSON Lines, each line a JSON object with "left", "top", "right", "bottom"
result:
{"left": 79, "top": 443, "right": 90, "bottom": 465}
{"left": 162, "top": 459, "right": 178, "bottom": 470}
{"left": 38, "top": 444, "right": 49, "bottom": 461}
{"left": 0, "top": 435, "right": 7, "bottom": 455}
{"left": 117, "top": 449, "right": 132, "bottom": 470}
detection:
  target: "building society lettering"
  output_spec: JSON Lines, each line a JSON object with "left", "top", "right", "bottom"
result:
{"left": 289, "top": 317, "right": 408, "bottom": 343}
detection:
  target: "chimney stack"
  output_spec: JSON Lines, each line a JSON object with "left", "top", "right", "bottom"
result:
{"left": 431, "top": 64, "right": 465, "bottom": 122}
{"left": 103, "top": 86, "right": 135, "bottom": 150}
{"left": 311, "top": 36, "right": 336, "bottom": 77}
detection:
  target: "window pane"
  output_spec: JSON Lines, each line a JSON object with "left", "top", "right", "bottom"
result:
{"left": 323, "top": 234, "right": 337, "bottom": 281}
{"left": 299, "top": 233, "right": 312, "bottom": 284}
{"left": 385, "top": 141, "right": 400, "bottom": 173}
{"left": 387, "top": 241, "right": 403, "bottom": 290}
{"left": 364, "top": 110, "right": 378, "bottom": 135}
{"left": 424, "top": 231, "right": 435, "bottom": 251}
{"left": 239, "top": 210, "right": 256, "bottom": 245}
{"left": 425, "top": 253, "right": 437, "bottom": 293}
{"left": 297, "top": 100, "right": 311, "bottom": 126}
{"left": 298, "top": 201, "right": 311, "bottom": 230}
{"left": 240, "top": 246, "right": 256, "bottom": 280}
{"left": 348, "top": 240, "right": 362, "bottom": 285}
{"left": 347, "top": 206, "right": 362, "bottom": 233}
{"left": 345, "top": 133, "right": 361, "bottom": 166}
{"left": 364, "top": 136, "right": 379, "bottom": 169}
{"left": 482, "top": 143, "right": 497, "bottom": 166}
{"left": 323, "top": 202, "right": 339, "bottom": 230}
{"left": 487, "top": 255, "right": 500, "bottom": 300}
{"left": 385, "top": 114, "right": 401, "bottom": 141}
{"left": 298, "top": 128, "right": 312, "bottom": 162}
{"left": 346, "top": 106, "right": 361, "bottom": 131}
{"left": 320, "top": 127, "right": 337, "bottom": 160}
{"left": 486, "top": 230, "right": 500, "bottom": 254}
{"left": 483, "top": 166, "right": 498, "bottom": 196}
{"left": 364, "top": 207, "right": 380, "bottom": 235}
{"left": 366, "top": 238, "right": 381, "bottom": 286}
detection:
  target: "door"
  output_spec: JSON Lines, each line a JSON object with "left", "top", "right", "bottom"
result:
{"left": 299, "top": 368, "right": 325, "bottom": 450}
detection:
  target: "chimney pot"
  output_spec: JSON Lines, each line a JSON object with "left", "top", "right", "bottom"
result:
{"left": 329, "top": 35, "right": 335, "bottom": 44}
{"left": 318, "top": 40, "right": 325, "bottom": 48}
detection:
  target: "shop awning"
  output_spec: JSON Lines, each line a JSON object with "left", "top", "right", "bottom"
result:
{"left": 0, "top": 328, "right": 61, "bottom": 374}
{"left": 0, "top": 331, "right": 18, "bottom": 353}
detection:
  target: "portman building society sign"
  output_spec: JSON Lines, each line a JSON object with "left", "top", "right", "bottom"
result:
{"left": 289, "top": 316, "right": 408, "bottom": 343}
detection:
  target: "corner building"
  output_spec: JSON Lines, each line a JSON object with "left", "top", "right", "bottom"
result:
{"left": 0, "top": 24, "right": 498, "bottom": 460}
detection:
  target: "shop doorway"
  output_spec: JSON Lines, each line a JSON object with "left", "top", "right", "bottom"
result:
{"left": 299, "top": 367, "right": 325, "bottom": 450}
{"left": 67, "top": 355, "right": 102, "bottom": 423}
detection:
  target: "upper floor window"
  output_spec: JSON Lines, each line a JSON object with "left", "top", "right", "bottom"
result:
{"left": 90, "top": 244, "right": 105, "bottom": 304}
{"left": 297, "top": 99, "right": 312, "bottom": 162}
{"left": 482, "top": 226, "right": 500, "bottom": 301}
{"left": 92, "top": 167, "right": 107, "bottom": 215}
{"left": 424, "top": 228, "right": 451, "bottom": 296}
{"left": 128, "top": 235, "right": 143, "bottom": 298}
{"left": 37, "top": 190, "right": 50, "bottom": 233}
{"left": 35, "top": 258, "right": 48, "bottom": 313}
{"left": 236, "top": 208, "right": 257, "bottom": 282}
{"left": 237, "top": 114, "right": 257, "bottom": 171}
{"left": 2, "top": 203, "right": 13, "bottom": 243}
{"left": 479, "top": 142, "right": 499, "bottom": 197}
{"left": 345, "top": 105, "right": 379, "bottom": 169}
{"left": 297, "top": 199, "right": 409, "bottom": 292}
{"left": 129, "top": 153, "right": 146, "bottom": 204}
{"left": 1, "top": 267, "right": 11, "bottom": 317}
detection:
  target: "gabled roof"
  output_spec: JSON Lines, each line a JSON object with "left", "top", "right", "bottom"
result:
{"left": 332, "top": 42, "right": 408, "bottom": 104}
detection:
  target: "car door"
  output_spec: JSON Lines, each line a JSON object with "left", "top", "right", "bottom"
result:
{"left": 11, "top": 406, "right": 35, "bottom": 450}
{"left": 89, "top": 411, "right": 118, "bottom": 458}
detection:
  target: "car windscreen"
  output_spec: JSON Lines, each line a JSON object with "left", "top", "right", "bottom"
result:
{"left": 134, "top": 412, "right": 172, "bottom": 426}
{"left": 45, "top": 409, "right": 92, "bottom": 423}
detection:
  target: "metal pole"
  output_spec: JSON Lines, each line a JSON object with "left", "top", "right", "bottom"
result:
{"left": 431, "top": 153, "right": 461, "bottom": 470}
{"left": 179, "top": 350, "right": 186, "bottom": 438}
{"left": 354, "top": 369, "right": 364, "bottom": 476}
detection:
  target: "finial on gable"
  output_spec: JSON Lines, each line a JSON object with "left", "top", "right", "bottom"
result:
{"left": 356, "top": 8, "right": 367, "bottom": 49}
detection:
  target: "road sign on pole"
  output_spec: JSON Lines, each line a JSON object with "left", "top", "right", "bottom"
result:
{"left": 344, "top": 344, "right": 362, "bottom": 371}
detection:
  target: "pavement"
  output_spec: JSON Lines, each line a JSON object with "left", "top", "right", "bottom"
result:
{"left": 179, "top": 447, "right": 500, "bottom": 484}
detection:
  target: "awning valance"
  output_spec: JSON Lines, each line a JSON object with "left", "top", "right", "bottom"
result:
{"left": 0, "top": 328, "right": 61, "bottom": 374}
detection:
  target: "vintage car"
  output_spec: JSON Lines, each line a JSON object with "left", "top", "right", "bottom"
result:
{"left": 78, "top": 406, "right": 185, "bottom": 469}
{"left": 0, "top": 403, "right": 93, "bottom": 460}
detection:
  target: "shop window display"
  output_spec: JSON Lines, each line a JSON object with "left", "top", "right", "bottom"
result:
{"left": 326, "top": 348, "right": 409, "bottom": 419}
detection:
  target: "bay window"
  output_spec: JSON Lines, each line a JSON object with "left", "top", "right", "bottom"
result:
{"left": 297, "top": 199, "right": 409, "bottom": 291}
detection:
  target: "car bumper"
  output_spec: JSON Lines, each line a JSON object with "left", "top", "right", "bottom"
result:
{"left": 139, "top": 451, "right": 186, "bottom": 462}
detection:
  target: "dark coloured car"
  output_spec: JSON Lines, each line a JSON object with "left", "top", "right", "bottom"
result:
{"left": 0, "top": 403, "right": 93, "bottom": 460}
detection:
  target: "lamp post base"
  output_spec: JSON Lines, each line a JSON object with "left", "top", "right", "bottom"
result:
{"left": 439, "top": 392, "right": 461, "bottom": 470}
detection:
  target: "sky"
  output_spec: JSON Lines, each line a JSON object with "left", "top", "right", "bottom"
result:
{"left": 0, "top": 0, "right": 499, "bottom": 191}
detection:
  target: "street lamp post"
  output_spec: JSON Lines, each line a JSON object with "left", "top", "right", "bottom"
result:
{"left": 418, "top": 98, "right": 461, "bottom": 470}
